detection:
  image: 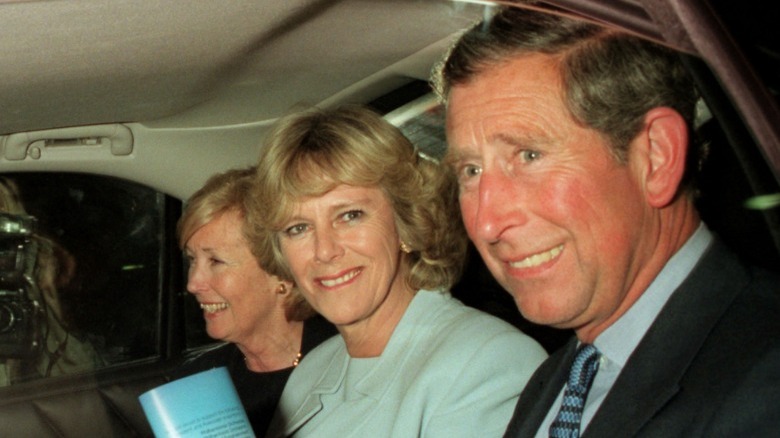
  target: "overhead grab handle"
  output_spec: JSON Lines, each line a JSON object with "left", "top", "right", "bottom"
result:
{"left": 1, "top": 124, "right": 133, "bottom": 160}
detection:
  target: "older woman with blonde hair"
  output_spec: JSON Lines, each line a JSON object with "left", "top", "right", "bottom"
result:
{"left": 250, "top": 105, "right": 547, "bottom": 437}
{"left": 174, "top": 167, "right": 336, "bottom": 436}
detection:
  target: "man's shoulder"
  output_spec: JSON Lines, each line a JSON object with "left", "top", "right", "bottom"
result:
{"left": 639, "top": 256, "right": 780, "bottom": 434}
{"left": 697, "top": 254, "right": 780, "bottom": 359}
{"left": 687, "top": 239, "right": 780, "bottom": 343}
{"left": 627, "top": 242, "right": 780, "bottom": 429}
{"left": 650, "top": 238, "right": 780, "bottom": 361}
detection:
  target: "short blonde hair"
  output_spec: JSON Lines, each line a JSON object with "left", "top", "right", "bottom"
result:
{"left": 248, "top": 105, "right": 468, "bottom": 292}
{"left": 178, "top": 167, "right": 314, "bottom": 321}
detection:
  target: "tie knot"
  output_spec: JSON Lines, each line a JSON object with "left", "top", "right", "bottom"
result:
{"left": 568, "top": 344, "right": 600, "bottom": 391}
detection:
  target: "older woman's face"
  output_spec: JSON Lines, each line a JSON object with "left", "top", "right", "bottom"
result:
{"left": 185, "top": 209, "right": 283, "bottom": 345}
{"left": 279, "top": 184, "right": 408, "bottom": 331}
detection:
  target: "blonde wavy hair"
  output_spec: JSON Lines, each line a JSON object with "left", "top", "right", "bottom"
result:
{"left": 247, "top": 105, "right": 467, "bottom": 292}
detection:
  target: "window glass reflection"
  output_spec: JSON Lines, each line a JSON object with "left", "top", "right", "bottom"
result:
{"left": 0, "top": 173, "right": 164, "bottom": 385}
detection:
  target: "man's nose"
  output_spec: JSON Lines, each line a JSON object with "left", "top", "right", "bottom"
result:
{"left": 473, "top": 171, "right": 526, "bottom": 243}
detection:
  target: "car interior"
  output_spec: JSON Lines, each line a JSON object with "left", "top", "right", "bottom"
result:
{"left": 1, "top": 0, "right": 778, "bottom": 435}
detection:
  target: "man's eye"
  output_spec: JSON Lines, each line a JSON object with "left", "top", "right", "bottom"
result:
{"left": 462, "top": 164, "right": 482, "bottom": 179}
{"left": 340, "top": 210, "right": 363, "bottom": 222}
{"left": 519, "top": 150, "right": 541, "bottom": 162}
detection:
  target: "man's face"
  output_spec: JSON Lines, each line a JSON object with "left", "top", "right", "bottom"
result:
{"left": 445, "top": 54, "right": 651, "bottom": 338}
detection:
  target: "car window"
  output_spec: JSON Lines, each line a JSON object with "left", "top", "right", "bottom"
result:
{"left": 0, "top": 172, "right": 210, "bottom": 387}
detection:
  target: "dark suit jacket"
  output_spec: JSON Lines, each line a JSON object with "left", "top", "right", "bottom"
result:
{"left": 505, "top": 239, "right": 780, "bottom": 437}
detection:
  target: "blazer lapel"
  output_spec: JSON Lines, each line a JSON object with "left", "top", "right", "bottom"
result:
{"left": 283, "top": 345, "right": 350, "bottom": 435}
{"left": 505, "top": 338, "right": 577, "bottom": 437}
{"left": 584, "top": 240, "right": 746, "bottom": 437}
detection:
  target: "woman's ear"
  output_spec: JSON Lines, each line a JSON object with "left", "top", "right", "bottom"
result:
{"left": 633, "top": 107, "right": 689, "bottom": 208}
{"left": 272, "top": 276, "right": 294, "bottom": 295}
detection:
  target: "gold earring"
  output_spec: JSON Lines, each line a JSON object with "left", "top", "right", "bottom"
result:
{"left": 400, "top": 241, "right": 411, "bottom": 253}
{"left": 277, "top": 283, "right": 288, "bottom": 294}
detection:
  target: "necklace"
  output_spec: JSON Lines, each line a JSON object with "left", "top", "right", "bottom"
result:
{"left": 242, "top": 351, "right": 302, "bottom": 369}
{"left": 292, "top": 352, "right": 302, "bottom": 367}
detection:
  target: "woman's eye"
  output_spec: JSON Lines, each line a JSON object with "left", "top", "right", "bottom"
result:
{"left": 340, "top": 210, "right": 363, "bottom": 222}
{"left": 284, "top": 223, "right": 308, "bottom": 237}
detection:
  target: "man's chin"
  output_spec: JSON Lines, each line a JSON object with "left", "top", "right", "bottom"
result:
{"left": 515, "top": 298, "right": 578, "bottom": 329}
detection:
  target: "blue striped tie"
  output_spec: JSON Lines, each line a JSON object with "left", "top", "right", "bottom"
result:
{"left": 549, "top": 344, "right": 600, "bottom": 438}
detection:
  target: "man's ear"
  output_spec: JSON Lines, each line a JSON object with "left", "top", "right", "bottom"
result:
{"left": 634, "top": 107, "right": 689, "bottom": 208}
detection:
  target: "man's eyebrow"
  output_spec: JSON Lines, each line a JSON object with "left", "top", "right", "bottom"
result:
{"left": 442, "top": 131, "right": 543, "bottom": 167}
{"left": 493, "top": 132, "right": 534, "bottom": 148}
{"left": 443, "top": 147, "right": 464, "bottom": 167}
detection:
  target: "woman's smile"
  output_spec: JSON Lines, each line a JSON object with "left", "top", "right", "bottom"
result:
{"left": 317, "top": 267, "right": 363, "bottom": 288}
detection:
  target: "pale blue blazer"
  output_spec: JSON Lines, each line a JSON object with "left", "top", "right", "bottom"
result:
{"left": 267, "top": 290, "right": 547, "bottom": 437}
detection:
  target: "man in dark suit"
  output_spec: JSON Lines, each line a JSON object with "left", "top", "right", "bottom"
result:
{"left": 434, "top": 5, "right": 780, "bottom": 437}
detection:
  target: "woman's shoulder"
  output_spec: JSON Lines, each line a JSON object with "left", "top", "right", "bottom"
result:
{"left": 414, "top": 290, "right": 547, "bottom": 362}
{"left": 418, "top": 290, "right": 524, "bottom": 333}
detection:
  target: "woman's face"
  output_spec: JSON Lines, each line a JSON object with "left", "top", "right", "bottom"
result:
{"left": 185, "top": 209, "right": 284, "bottom": 345}
{"left": 279, "top": 184, "right": 410, "bottom": 333}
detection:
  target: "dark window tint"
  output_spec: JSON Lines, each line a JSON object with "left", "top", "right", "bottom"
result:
{"left": 0, "top": 173, "right": 165, "bottom": 385}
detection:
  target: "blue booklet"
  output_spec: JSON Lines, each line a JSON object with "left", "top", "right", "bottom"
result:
{"left": 139, "top": 367, "right": 254, "bottom": 437}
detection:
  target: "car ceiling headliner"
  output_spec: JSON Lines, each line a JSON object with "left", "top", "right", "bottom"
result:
{"left": 2, "top": 0, "right": 777, "bottom": 175}
{"left": 0, "top": 0, "right": 485, "bottom": 135}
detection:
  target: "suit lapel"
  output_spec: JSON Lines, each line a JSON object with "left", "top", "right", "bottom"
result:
{"left": 584, "top": 240, "right": 746, "bottom": 436}
{"left": 504, "top": 338, "right": 577, "bottom": 437}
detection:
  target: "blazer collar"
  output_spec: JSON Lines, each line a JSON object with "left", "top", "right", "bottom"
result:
{"left": 350, "top": 291, "right": 435, "bottom": 397}
{"left": 283, "top": 341, "right": 349, "bottom": 434}
{"left": 283, "top": 291, "right": 441, "bottom": 434}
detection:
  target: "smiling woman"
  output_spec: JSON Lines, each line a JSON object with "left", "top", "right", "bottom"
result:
{"left": 173, "top": 167, "right": 336, "bottom": 436}
{"left": 249, "top": 105, "right": 548, "bottom": 437}
{"left": 277, "top": 184, "right": 410, "bottom": 347}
